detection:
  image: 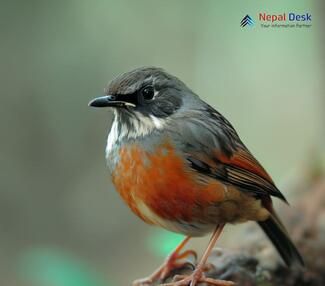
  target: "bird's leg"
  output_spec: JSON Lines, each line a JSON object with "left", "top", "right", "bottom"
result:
{"left": 133, "top": 236, "right": 197, "bottom": 286}
{"left": 160, "top": 224, "right": 234, "bottom": 286}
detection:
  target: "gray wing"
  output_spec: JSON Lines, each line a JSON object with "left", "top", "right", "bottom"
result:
{"left": 169, "top": 103, "right": 287, "bottom": 202}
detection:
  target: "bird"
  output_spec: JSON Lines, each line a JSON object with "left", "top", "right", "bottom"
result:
{"left": 89, "top": 67, "right": 304, "bottom": 286}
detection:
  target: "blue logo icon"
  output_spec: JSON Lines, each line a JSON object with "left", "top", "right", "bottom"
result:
{"left": 241, "top": 15, "right": 255, "bottom": 27}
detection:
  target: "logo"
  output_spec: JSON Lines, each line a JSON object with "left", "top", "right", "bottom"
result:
{"left": 240, "top": 12, "right": 312, "bottom": 29}
{"left": 240, "top": 15, "right": 255, "bottom": 27}
{"left": 259, "top": 13, "right": 311, "bottom": 23}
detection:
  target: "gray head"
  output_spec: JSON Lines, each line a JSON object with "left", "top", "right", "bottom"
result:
{"left": 89, "top": 67, "right": 197, "bottom": 122}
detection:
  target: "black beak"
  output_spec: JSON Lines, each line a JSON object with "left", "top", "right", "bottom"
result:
{"left": 88, "top": 95, "right": 135, "bottom": 108}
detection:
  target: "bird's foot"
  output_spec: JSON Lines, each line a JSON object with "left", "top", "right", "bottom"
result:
{"left": 159, "top": 257, "right": 234, "bottom": 286}
{"left": 132, "top": 250, "right": 197, "bottom": 286}
{"left": 160, "top": 272, "right": 234, "bottom": 286}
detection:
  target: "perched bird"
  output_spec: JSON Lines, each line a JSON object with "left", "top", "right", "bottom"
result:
{"left": 89, "top": 67, "right": 304, "bottom": 286}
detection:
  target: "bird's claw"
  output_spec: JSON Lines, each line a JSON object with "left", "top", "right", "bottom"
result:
{"left": 132, "top": 249, "right": 198, "bottom": 285}
{"left": 160, "top": 273, "right": 235, "bottom": 286}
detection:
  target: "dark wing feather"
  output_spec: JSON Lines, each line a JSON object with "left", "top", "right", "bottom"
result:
{"left": 173, "top": 103, "right": 288, "bottom": 203}
{"left": 212, "top": 150, "right": 288, "bottom": 202}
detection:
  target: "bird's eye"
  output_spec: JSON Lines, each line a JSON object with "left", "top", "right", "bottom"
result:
{"left": 141, "top": 86, "right": 154, "bottom": 100}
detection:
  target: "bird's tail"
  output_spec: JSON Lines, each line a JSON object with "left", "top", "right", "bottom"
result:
{"left": 258, "top": 213, "right": 304, "bottom": 268}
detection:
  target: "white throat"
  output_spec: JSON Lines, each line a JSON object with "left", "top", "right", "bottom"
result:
{"left": 105, "top": 111, "right": 167, "bottom": 156}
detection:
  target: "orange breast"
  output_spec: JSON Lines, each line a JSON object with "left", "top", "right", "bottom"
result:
{"left": 111, "top": 140, "right": 227, "bottom": 225}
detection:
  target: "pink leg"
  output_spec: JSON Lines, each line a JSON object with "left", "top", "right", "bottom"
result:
{"left": 133, "top": 236, "right": 196, "bottom": 286}
{"left": 161, "top": 224, "right": 234, "bottom": 286}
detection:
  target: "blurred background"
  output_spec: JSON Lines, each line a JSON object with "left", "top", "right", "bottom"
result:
{"left": 0, "top": 0, "right": 324, "bottom": 285}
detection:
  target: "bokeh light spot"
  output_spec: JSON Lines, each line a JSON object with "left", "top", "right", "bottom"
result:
{"left": 147, "top": 229, "right": 185, "bottom": 257}
{"left": 18, "top": 247, "right": 111, "bottom": 286}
